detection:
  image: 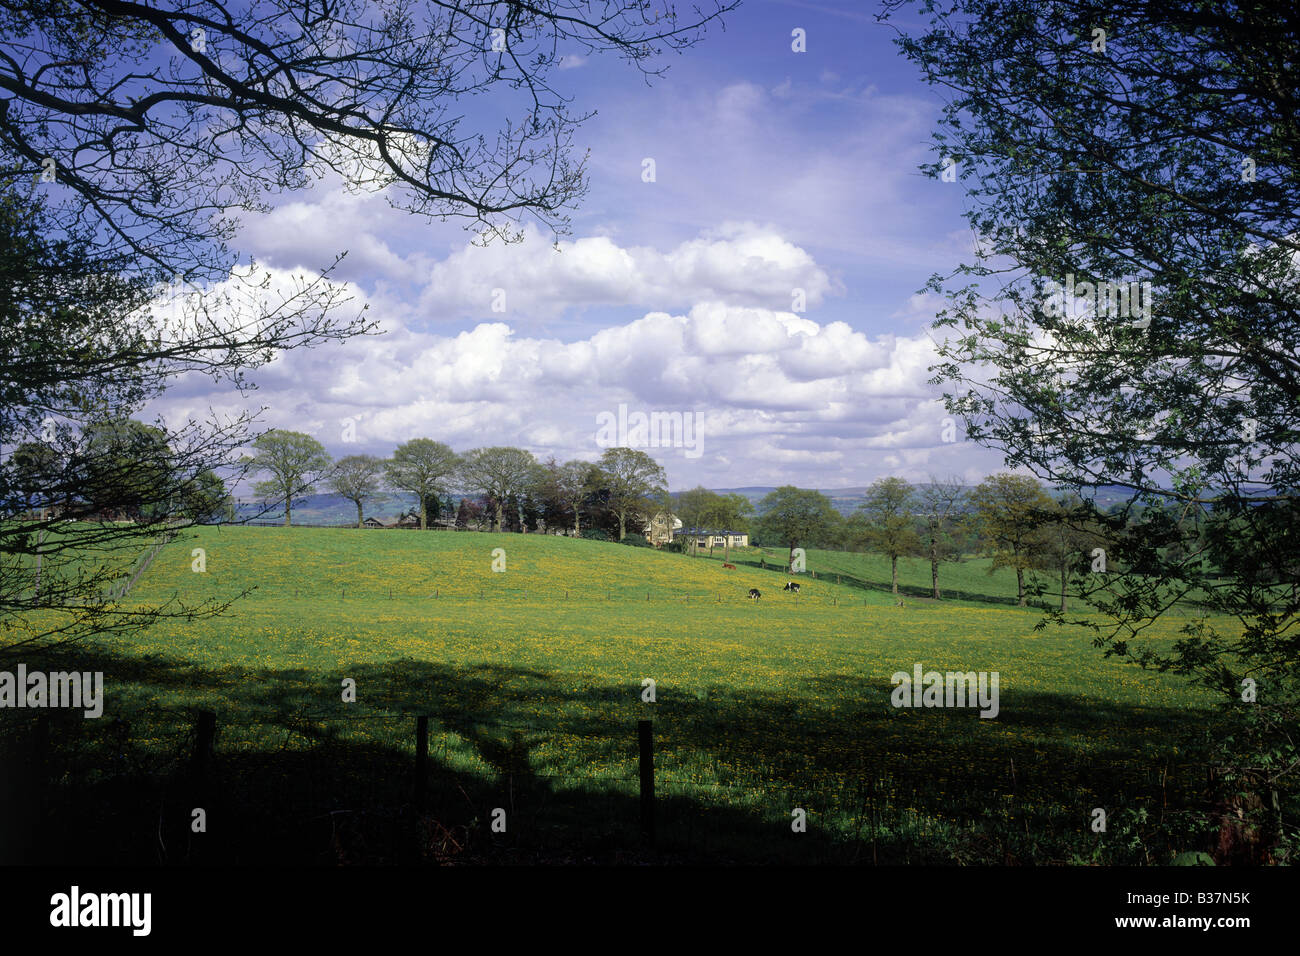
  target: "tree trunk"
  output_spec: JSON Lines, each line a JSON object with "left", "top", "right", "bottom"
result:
{"left": 495, "top": 500, "right": 504, "bottom": 532}
{"left": 32, "top": 528, "right": 45, "bottom": 604}
{"left": 891, "top": 555, "right": 899, "bottom": 595}
{"left": 930, "top": 536, "right": 940, "bottom": 599}
{"left": 618, "top": 513, "right": 626, "bottom": 540}
{"left": 356, "top": 500, "right": 364, "bottom": 529}
{"left": 787, "top": 543, "right": 796, "bottom": 572}
{"left": 1016, "top": 567, "right": 1026, "bottom": 606}
{"left": 1059, "top": 561, "right": 1068, "bottom": 612}
{"left": 573, "top": 508, "right": 580, "bottom": 535}
{"left": 284, "top": 493, "right": 292, "bottom": 527}
{"left": 724, "top": 539, "right": 730, "bottom": 563}
{"left": 419, "top": 497, "right": 428, "bottom": 531}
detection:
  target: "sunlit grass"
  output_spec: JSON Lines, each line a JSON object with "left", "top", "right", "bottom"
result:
{"left": 13, "top": 526, "right": 1227, "bottom": 863}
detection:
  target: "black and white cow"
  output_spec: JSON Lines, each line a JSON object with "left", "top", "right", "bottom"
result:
{"left": 748, "top": 588, "right": 761, "bottom": 600}
{"left": 783, "top": 582, "right": 801, "bottom": 593}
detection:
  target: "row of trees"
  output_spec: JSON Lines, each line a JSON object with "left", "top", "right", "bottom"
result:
{"left": 745, "top": 476, "right": 1111, "bottom": 611}
{"left": 247, "top": 429, "right": 1113, "bottom": 610}
{"left": 247, "top": 430, "right": 671, "bottom": 539}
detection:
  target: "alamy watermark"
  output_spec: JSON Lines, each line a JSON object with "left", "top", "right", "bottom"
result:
{"left": 595, "top": 403, "right": 704, "bottom": 459}
{"left": 1042, "top": 274, "right": 1153, "bottom": 328}
{"left": 50, "top": 886, "right": 150, "bottom": 936}
{"left": 891, "top": 663, "right": 1000, "bottom": 719}
{"left": 0, "top": 665, "right": 103, "bottom": 718}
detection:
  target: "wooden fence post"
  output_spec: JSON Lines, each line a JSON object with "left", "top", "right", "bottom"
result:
{"left": 31, "top": 714, "right": 49, "bottom": 829}
{"left": 638, "top": 720, "right": 655, "bottom": 844}
{"left": 192, "top": 709, "right": 216, "bottom": 802}
{"left": 415, "top": 716, "right": 429, "bottom": 807}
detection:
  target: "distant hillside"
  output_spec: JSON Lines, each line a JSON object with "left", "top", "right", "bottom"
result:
{"left": 234, "top": 492, "right": 422, "bottom": 525}
{"left": 235, "top": 483, "right": 1149, "bottom": 525}
{"left": 709, "top": 483, "right": 1147, "bottom": 517}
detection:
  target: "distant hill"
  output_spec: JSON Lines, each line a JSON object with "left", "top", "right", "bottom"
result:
{"left": 234, "top": 483, "right": 1149, "bottom": 525}
{"left": 234, "top": 492, "right": 422, "bottom": 526}
{"left": 708, "top": 483, "right": 1148, "bottom": 517}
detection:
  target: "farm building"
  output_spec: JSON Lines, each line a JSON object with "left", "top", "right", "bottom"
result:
{"left": 641, "top": 511, "right": 682, "bottom": 546}
{"left": 365, "top": 512, "right": 422, "bottom": 529}
{"left": 674, "top": 528, "right": 749, "bottom": 549}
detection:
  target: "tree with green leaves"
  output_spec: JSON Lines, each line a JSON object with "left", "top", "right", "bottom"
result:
{"left": 674, "top": 486, "right": 716, "bottom": 531}
{"left": 968, "top": 473, "right": 1054, "bottom": 607}
{"left": 889, "top": 1, "right": 1300, "bottom": 845}
{"left": 6, "top": 442, "right": 61, "bottom": 516}
{"left": 179, "top": 469, "right": 233, "bottom": 525}
{"left": 595, "top": 448, "right": 668, "bottom": 541}
{"left": 755, "top": 486, "right": 838, "bottom": 573}
{"left": 330, "top": 454, "right": 387, "bottom": 528}
{"left": 384, "top": 439, "right": 458, "bottom": 530}
{"left": 246, "top": 430, "right": 332, "bottom": 527}
{"left": 859, "top": 477, "right": 922, "bottom": 598}
{"left": 917, "top": 476, "right": 966, "bottom": 600}
{"left": 457, "top": 447, "right": 539, "bottom": 532}
{"left": 886, "top": 0, "right": 1300, "bottom": 684}
{"left": 78, "top": 419, "right": 179, "bottom": 522}
{"left": 538, "top": 458, "right": 596, "bottom": 535}
{"left": 1028, "top": 492, "right": 1108, "bottom": 613}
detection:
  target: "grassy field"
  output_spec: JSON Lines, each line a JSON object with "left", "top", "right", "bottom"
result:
{"left": 2, "top": 526, "right": 1227, "bottom": 864}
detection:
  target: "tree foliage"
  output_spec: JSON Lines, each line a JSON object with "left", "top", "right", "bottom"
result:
{"left": 384, "top": 439, "right": 458, "bottom": 530}
{"left": 457, "top": 446, "right": 538, "bottom": 531}
{"left": 755, "top": 486, "right": 838, "bottom": 572}
{"left": 916, "top": 475, "right": 966, "bottom": 599}
{"left": 968, "top": 473, "right": 1053, "bottom": 607}
{"left": 330, "top": 453, "right": 387, "bottom": 528}
{"left": 885, "top": 0, "right": 1300, "bottom": 693}
{"left": 246, "top": 429, "right": 332, "bottom": 526}
{"left": 594, "top": 447, "right": 667, "bottom": 541}
{"left": 859, "top": 477, "right": 921, "bottom": 596}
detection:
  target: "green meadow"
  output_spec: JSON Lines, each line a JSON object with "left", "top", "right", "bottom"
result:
{"left": 5, "top": 526, "right": 1225, "bottom": 864}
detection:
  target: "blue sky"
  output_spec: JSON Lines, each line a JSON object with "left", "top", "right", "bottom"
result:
{"left": 151, "top": 0, "right": 1011, "bottom": 492}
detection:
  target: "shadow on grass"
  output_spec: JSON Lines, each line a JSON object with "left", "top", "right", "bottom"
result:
{"left": 0, "top": 643, "right": 1219, "bottom": 865}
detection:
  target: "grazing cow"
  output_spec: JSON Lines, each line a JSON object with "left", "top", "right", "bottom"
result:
{"left": 783, "top": 582, "right": 801, "bottom": 593}
{"left": 748, "top": 588, "right": 761, "bottom": 600}
{"left": 722, "top": 562, "right": 737, "bottom": 569}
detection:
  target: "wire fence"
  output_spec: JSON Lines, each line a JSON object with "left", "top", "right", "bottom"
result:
{"left": 105, "top": 527, "right": 179, "bottom": 600}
